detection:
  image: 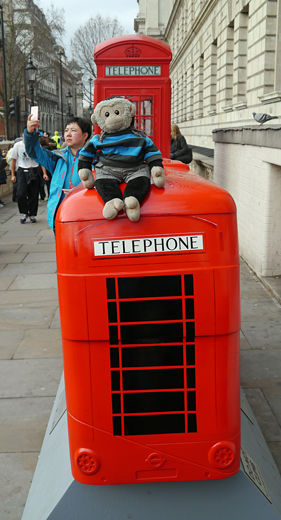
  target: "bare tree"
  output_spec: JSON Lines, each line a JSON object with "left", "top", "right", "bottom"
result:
{"left": 71, "top": 14, "right": 124, "bottom": 106}
{"left": 0, "top": 0, "right": 65, "bottom": 134}
{"left": 45, "top": 3, "right": 65, "bottom": 46}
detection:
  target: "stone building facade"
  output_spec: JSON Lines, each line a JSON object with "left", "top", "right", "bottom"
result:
{"left": 135, "top": 0, "right": 281, "bottom": 149}
{"left": 134, "top": 0, "right": 281, "bottom": 278}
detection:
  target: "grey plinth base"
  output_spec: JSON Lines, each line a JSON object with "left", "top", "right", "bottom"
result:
{"left": 22, "top": 375, "right": 281, "bottom": 520}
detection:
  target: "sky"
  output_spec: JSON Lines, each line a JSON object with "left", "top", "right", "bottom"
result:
{"left": 58, "top": 0, "right": 138, "bottom": 53}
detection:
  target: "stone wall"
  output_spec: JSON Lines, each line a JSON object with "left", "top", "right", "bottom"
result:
{"left": 213, "top": 126, "right": 281, "bottom": 277}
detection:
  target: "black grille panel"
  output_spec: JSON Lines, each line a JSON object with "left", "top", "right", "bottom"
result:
{"left": 107, "top": 274, "right": 197, "bottom": 436}
{"left": 121, "top": 345, "right": 184, "bottom": 367}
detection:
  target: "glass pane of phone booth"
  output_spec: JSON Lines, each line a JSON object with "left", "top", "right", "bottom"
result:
{"left": 129, "top": 96, "right": 153, "bottom": 138}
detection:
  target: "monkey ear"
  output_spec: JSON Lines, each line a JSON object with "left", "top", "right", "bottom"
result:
{"left": 91, "top": 113, "right": 96, "bottom": 125}
{"left": 130, "top": 104, "right": 136, "bottom": 117}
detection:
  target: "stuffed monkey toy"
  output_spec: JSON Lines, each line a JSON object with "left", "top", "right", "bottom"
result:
{"left": 78, "top": 97, "right": 165, "bottom": 222}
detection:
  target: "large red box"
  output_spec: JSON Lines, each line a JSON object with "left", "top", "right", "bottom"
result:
{"left": 56, "top": 161, "right": 241, "bottom": 485}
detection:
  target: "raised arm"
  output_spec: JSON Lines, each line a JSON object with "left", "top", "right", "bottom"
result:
{"left": 24, "top": 115, "right": 58, "bottom": 175}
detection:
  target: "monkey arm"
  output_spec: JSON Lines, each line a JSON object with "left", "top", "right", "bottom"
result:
{"left": 77, "top": 139, "right": 98, "bottom": 190}
{"left": 78, "top": 157, "right": 95, "bottom": 190}
{"left": 148, "top": 159, "right": 165, "bottom": 189}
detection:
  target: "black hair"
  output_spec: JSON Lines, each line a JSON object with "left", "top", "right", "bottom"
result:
{"left": 65, "top": 117, "right": 91, "bottom": 140}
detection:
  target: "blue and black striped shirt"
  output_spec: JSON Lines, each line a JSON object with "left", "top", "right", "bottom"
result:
{"left": 78, "top": 127, "right": 163, "bottom": 170}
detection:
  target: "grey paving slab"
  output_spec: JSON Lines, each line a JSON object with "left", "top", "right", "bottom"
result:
{"left": 0, "top": 220, "right": 27, "bottom": 229}
{"left": 240, "top": 280, "right": 271, "bottom": 299}
{"left": 0, "top": 236, "right": 40, "bottom": 245}
{"left": 18, "top": 243, "right": 56, "bottom": 253}
{"left": 0, "top": 244, "right": 22, "bottom": 252}
{"left": 243, "top": 388, "right": 281, "bottom": 442}
{"left": 262, "top": 275, "right": 281, "bottom": 304}
{"left": 268, "top": 442, "right": 281, "bottom": 474}
{"left": 50, "top": 307, "right": 61, "bottom": 329}
{"left": 38, "top": 234, "right": 55, "bottom": 244}
{"left": 240, "top": 269, "right": 272, "bottom": 299}
{"left": 0, "top": 252, "right": 27, "bottom": 264}
{"left": 1, "top": 228, "right": 41, "bottom": 237}
{"left": 0, "top": 358, "right": 63, "bottom": 398}
{"left": 240, "top": 330, "right": 251, "bottom": 350}
{"left": 241, "top": 321, "right": 281, "bottom": 348}
{"left": 37, "top": 229, "right": 53, "bottom": 237}
{"left": 8, "top": 273, "right": 57, "bottom": 290}
{"left": 1, "top": 261, "right": 57, "bottom": 276}
{"left": 0, "top": 274, "right": 16, "bottom": 289}
{"left": 0, "top": 452, "right": 39, "bottom": 520}
{"left": 0, "top": 396, "right": 55, "bottom": 452}
{"left": 263, "top": 388, "right": 281, "bottom": 425}
{"left": 0, "top": 288, "right": 58, "bottom": 305}
{"left": 241, "top": 298, "right": 281, "bottom": 321}
{"left": 22, "top": 251, "right": 56, "bottom": 263}
{"left": 14, "top": 329, "right": 63, "bottom": 359}
{"left": 241, "top": 349, "right": 281, "bottom": 386}
{"left": 263, "top": 276, "right": 281, "bottom": 295}
{"left": 0, "top": 305, "right": 57, "bottom": 330}
{"left": 0, "top": 330, "right": 25, "bottom": 359}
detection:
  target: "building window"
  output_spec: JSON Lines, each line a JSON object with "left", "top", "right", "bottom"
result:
{"left": 207, "top": 40, "right": 217, "bottom": 115}
{"left": 218, "top": 22, "right": 234, "bottom": 112}
{"left": 194, "top": 55, "right": 203, "bottom": 118}
{"left": 233, "top": 7, "right": 249, "bottom": 109}
{"left": 187, "top": 64, "right": 194, "bottom": 120}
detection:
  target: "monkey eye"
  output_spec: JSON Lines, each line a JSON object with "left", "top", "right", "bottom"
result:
{"left": 105, "top": 112, "right": 110, "bottom": 117}
{"left": 115, "top": 110, "right": 120, "bottom": 115}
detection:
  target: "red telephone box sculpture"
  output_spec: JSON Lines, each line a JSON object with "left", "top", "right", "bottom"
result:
{"left": 56, "top": 160, "right": 241, "bottom": 485}
{"left": 93, "top": 35, "right": 172, "bottom": 158}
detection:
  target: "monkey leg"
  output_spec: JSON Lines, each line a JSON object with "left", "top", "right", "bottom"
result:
{"left": 123, "top": 177, "right": 151, "bottom": 222}
{"left": 95, "top": 179, "right": 124, "bottom": 220}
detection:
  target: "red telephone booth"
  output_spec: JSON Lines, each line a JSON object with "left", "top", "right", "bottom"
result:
{"left": 94, "top": 35, "right": 172, "bottom": 158}
{"left": 56, "top": 162, "right": 241, "bottom": 485}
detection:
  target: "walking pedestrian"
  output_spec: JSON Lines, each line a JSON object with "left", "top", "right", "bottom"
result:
{"left": 10, "top": 137, "right": 41, "bottom": 223}
{"left": 51, "top": 131, "right": 62, "bottom": 149}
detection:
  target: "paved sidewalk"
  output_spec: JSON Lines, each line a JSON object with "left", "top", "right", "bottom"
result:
{"left": 0, "top": 195, "right": 62, "bottom": 520}
{"left": 0, "top": 193, "right": 280, "bottom": 520}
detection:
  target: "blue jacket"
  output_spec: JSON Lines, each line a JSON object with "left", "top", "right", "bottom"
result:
{"left": 24, "top": 129, "right": 82, "bottom": 229}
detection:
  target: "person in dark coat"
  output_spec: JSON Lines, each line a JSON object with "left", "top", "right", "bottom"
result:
{"left": 170, "top": 124, "right": 192, "bottom": 164}
{"left": 0, "top": 150, "right": 7, "bottom": 206}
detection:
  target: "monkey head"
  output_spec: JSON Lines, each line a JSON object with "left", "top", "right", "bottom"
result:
{"left": 91, "top": 97, "right": 136, "bottom": 133}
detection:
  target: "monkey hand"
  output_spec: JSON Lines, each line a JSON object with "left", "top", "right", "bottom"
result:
{"left": 79, "top": 168, "right": 95, "bottom": 189}
{"left": 151, "top": 166, "right": 165, "bottom": 188}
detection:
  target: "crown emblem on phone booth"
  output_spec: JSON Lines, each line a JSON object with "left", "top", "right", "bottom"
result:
{"left": 125, "top": 46, "right": 141, "bottom": 58}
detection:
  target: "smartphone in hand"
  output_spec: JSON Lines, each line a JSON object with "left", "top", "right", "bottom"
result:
{"left": 30, "top": 106, "right": 39, "bottom": 121}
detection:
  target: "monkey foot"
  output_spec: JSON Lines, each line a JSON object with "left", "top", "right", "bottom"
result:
{"left": 124, "top": 196, "right": 140, "bottom": 222}
{"left": 103, "top": 198, "right": 124, "bottom": 220}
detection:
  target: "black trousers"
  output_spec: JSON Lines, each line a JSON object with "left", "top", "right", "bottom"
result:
{"left": 17, "top": 167, "right": 40, "bottom": 216}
